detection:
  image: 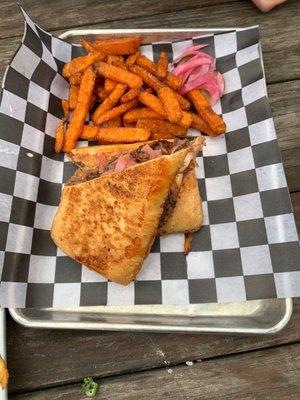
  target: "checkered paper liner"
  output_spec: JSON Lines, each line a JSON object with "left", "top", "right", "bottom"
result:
{"left": 0, "top": 9, "right": 299, "bottom": 308}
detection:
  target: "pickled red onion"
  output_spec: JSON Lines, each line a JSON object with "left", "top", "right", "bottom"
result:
{"left": 172, "top": 56, "right": 212, "bottom": 76}
{"left": 173, "top": 44, "right": 208, "bottom": 64}
{"left": 171, "top": 44, "right": 224, "bottom": 105}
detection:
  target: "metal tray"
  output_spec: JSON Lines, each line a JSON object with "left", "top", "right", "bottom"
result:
{"left": 9, "top": 28, "right": 292, "bottom": 335}
{"left": 9, "top": 299, "right": 292, "bottom": 334}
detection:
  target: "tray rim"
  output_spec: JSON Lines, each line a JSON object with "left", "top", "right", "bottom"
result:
{"left": 9, "top": 298, "right": 293, "bottom": 334}
{"left": 0, "top": 310, "right": 7, "bottom": 400}
{"left": 59, "top": 26, "right": 259, "bottom": 40}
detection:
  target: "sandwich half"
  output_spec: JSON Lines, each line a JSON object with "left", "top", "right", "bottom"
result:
{"left": 51, "top": 138, "right": 203, "bottom": 284}
{"left": 68, "top": 137, "right": 205, "bottom": 235}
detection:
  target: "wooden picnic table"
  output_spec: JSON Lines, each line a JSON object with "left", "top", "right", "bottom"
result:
{"left": 1, "top": 0, "right": 299, "bottom": 398}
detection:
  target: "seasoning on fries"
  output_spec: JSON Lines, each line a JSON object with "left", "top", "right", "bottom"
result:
{"left": 138, "top": 91, "right": 166, "bottom": 117}
{"left": 93, "top": 99, "right": 138, "bottom": 126}
{"left": 104, "top": 79, "right": 117, "bottom": 92}
{"left": 105, "top": 117, "right": 122, "bottom": 127}
{"left": 92, "top": 83, "right": 127, "bottom": 123}
{"left": 157, "top": 52, "right": 168, "bottom": 79}
{"left": 158, "top": 86, "right": 182, "bottom": 123}
{"left": 128, "top": 64, "right": 163, "bottom": 91}
{"left": 69, "top": 85, "right": 79, "bottom": 110}
{"left": 61, "top": 99, "right": 69, "bottom": 120}
{"left": 63, "top": 67, "right": 96, "bottom": 152}
{"left": 190, "top": 112, "right": 215, "bottom": 136}
{"left": 123, "top": 108, "right": 164, "bottom": 123}
{"left": 120, "top": 88, "right": 140, "bottom": 103}
{"left": 80, "top": 125, "right": 100, "bottom": 140}
{"left": 126, "top": 50, "right": 140, "bottom": 66}
{"left": 89, "top": 36, "right": 141, "bottom": 55}
{"left": 136, "top": 118, "right": 187, "bottom": 138}
{"left": 55, "top": 121, "right": 65, "bottom": 153}
{"left": 97, "top": 87, "right": 110, "bottom": 101}
{"left": 79, "top": 39, "right": 96, "bottom": 53}
{"left": 62, "top": 52, "right": 105, "bottom": 78}
{"left": 69, "top": 72, "right": 82, "bottom": 86}
{"left": 98, "top": 127, "right": 150, "bottom": 143}
{"left": 97, "top": 62, "right": 142, "bottom": 89}
{"left": 54, "top": 35, "right": 227, "bottom": 153}
{"left": 178, "top": 111, "right": 192, "bottom": 129}
{"left": 187, "top": 89, "right": 226, "bottom": 135}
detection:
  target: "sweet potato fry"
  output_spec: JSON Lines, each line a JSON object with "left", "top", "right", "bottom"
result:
{"left": 97, "top": 62, "right": 142, "bottom": 89}
{"left": 93, "top": 98, "right": 138, "bottom": 125}
{"left": 104, "top": 79, "right": 117, "bottom": 92}
{"left": 128, "top": 64, "right": 163, "bottom": 91}
{"left": 137, "top": 55, "right": 182, "bottom": 90}
{"left": 136, "top": 118, "right": 187, "bottom": 137}
{"left": 120, "top": 88, "right": 140, "bottom": 103}
{"left": 63, "top": 67, "right": 96, "bottom": 152}
{"left": 80, "top": 125, "right": 99, "bottom": 140}
{"left": 178, "top": 111, "right": 192, "bottom": 129}
{"left": 164, "top": 73, "right": 182, "bottom": 91}
{"left": 157, "top": 86, "right": 182, "bottom": 123}
{"left": 97, "top": 86, "right": 110, "bottom": 101}
{"left": 55, "top": 121, "right": 65, "bottom": 153}
{"left": 157, "top": 51, "right": 168, "bottom": 79}
{"left": 136, "top": 55, "right": 157, "bottom": 75}
{"left": 62, "top": 52, "right": 105, "bottom": 78}
{"left": 126, "top": 50, "right": 140, "bottom": 66}
{"left": 123, "top": 108, "right": 164, "bottom": 123}
{"left": 92, "top": 84, "right": 127, "bottom": 123}
{"left": 138, "top": 92, "right": 166, "bottom": 117}
{"left": 61, "top": 99, "right": 69, "bottom": 120}
{"left": 98, "top": 127, "right": 150, "bottom": 143}
{"left": 107, "top": 55, "right": 126, "bottom": 69}
{"left": 187, "top": 89, "right": 226, "bottom": 135}
{"left": 69, "top": 72, "right": 82, "bottom": 86}
{"left": 91, "top": 36, "right": 141, "bottom": 55}
{"left": 173, "top": 91, "right": 190, "bottom": 110}
{"left": 80, "top": 38, "right": 96, "bottom": 53}
{"left": 105, "top": 117, "right": 122, "bottom": 127}
{"left": 184, "top": 232, "right": 193, "bottom": 255}
{"left": 69, "top": 85, "right": 80, "bottom": 110}
{"left": 189, "top": 112, "right": 216, "bottom": 136}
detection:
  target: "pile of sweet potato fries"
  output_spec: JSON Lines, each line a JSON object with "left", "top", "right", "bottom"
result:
{"left": 55, "top": 36, "right": 226, "bottom": 153}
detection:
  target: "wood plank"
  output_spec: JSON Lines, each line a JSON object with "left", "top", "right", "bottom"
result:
{"left": 268, "top": 79, "right": 300, "bottom": 192}
{"left": 291, "top": 192, "right": 300, "bottom": 230}
{"left": 0, "top": 0, "right": 299, "bottom": 85}
{"left": 7, "top": 299, "right": 300, "bottom": 393}
{"left": 269, "top": 80, "right": 300, "bottom": 152}
{"left": 11, "top": 343, "right": 300, "bottom": 399}
{"left": 0, "top": 0, "right": 236, "bottom": 39}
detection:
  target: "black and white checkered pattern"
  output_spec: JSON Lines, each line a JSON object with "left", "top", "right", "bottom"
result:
{"left": 0, "top": 9, "right": 299, "bottom": 307}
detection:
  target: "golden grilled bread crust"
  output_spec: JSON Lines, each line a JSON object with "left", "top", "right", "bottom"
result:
{"left": 51, "top": 149, "right": 189, "bottom": 285}
{"left": 159, "top": 169, "right": 203, "bottom": 235}
{"left": 67, "top": 137, "right": 205, "bottom": 235}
